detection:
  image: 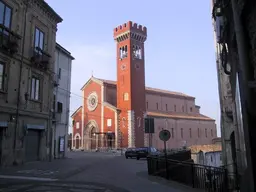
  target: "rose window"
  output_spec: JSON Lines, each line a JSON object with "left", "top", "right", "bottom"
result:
{"left": 87, "top": 92, "right": 98, "bottom": 111}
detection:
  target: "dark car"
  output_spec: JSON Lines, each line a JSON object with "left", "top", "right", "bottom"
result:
{"left": 125, "top": 148, "right": 137, "bottom": 159}
{"left": 136, "top": 147, "right": 159, "bottom": 160}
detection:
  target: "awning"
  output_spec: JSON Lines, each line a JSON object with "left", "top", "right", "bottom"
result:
{"left": 26, "top": 124, "right": 45, "bottom": 130}
{"left": 0, "top": 121, "right": 8, "bottom": 128}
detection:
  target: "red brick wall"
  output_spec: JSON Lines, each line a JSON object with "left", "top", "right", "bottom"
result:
{"left": 83, "top": 81, "right": 102, "bottom": 132}
{"left": 103, "top": 106, "right": 116, "bottom": 133}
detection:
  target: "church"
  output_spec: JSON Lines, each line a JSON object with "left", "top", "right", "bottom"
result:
{"left": 71, "top": 21, "right": 217, "bottom": 151}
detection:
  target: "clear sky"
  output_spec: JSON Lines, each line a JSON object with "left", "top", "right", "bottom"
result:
{"left": 45, "top": 0, "right": 220, "bottom": 136}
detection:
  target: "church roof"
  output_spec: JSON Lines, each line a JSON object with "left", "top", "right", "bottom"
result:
{"left": 91, "top": 77, "right": 195, "bottom": 99}
{"left": 71, "top": 106, "right": 82, "bottom": 118}
{"left": 147, "top": 111, "right": 215, "bottom": 121}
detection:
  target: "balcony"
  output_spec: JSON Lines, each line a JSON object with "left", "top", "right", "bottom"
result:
{"left": 30, "top": 47, "right": 51, "bottom": 71}
{"left": 0, "top": 24, "right": 21, "bottom": 55}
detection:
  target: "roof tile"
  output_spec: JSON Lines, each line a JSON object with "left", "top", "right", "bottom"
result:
{"left": 94, "top": 77, "right": 194, "bottom": 98}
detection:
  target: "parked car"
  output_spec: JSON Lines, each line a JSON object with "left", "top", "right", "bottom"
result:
{"left": 136, "top": 147, "right": 160, "bottom": 160}
{"left": 125, "top": 148, "right": 137, "bottom": 159}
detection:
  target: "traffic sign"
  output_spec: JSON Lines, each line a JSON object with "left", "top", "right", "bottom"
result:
{"left": 159, "top": 129, "right": 171, "bottom": 141}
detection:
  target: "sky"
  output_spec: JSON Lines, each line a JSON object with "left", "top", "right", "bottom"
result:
{"left": 45, "top": 0, "right": 220, "bottom": 136}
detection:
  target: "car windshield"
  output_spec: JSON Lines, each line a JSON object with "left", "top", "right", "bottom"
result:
{"left": 136, "top": 147, "right": 148, "bottom": 151}
{"left": 127, "top": 148, "right": 135, "bottom": 151}
{"left": 151, "top": 147, "right": 157, "bottom": 152}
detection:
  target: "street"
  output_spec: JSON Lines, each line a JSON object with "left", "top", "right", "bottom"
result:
{"left": 0, "top": 152, "right": 199, "bottom": 192}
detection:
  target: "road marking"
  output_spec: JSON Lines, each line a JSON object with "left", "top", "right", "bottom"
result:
{"left": 0, "top": 175, "right": 58, "bottom": 181}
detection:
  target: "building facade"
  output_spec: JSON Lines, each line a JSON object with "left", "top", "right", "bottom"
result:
{"left": 52, "top": 43, "right": 74, "bottom": 158}
{"left": 0, "top": 0, "right": 62, "bottom": 166}
{"left": 190, "top": 144, "right": 222, "bottom": 167}
{"left": 71, "top": 21, "right": 217, "bottom": 151}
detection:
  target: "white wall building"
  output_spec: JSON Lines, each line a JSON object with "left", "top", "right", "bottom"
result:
{"left": 53, "top": 43, "right": 74, "bottom": 158}
{"left": 205, "top": 151, "right": 222, "bottom": 167}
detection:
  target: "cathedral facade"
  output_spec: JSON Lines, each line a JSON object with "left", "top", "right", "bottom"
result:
{"left": 71, "top": 21, "right": 217, "bottom": 150}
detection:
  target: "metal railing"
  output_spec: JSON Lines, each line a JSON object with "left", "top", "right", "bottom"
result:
{"left": 147, "top": 156, "right": 228, "bottom": 192}
{"left": 0, "top": 24, "right": 21, "bottom": 55}
{"left": 31, "top": 47, "right": 51, "bottom": 70}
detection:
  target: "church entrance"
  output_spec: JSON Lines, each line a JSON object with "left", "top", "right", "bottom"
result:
{"left": 107, "top": 133, "right": 115, "bottom": 149}
{"left": 84, "top": 120, "right": 99, "bottom": 150}
{"left": 90, "top": 127, "right": 97, "bottom": 150}
{"left": 75, "top": 136, "right": 80, "bottom": 149}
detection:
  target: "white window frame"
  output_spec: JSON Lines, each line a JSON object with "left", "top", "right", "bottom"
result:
{"left": 31, "top": 76, "right": 40, "bottom": 101}
{"left": 76, "top": 122, "right": 80, "bottom": 129}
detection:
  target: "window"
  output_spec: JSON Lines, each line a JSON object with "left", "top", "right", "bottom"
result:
{"left": 190, "top": 107, "right": 193, "bottom": 112}
{"left": 174, "top": 105, "right": 176, "bottom": 112}
{"left": 0, "top": 63, "right": 4, "bottom": 90}
{"left": 198, "top": 128, "right": 200, "bottom": 138}
{"left": 166, "top": 104, "right": 168, "bottom": 111}
{"left": 146, "top": 101, "right": 148, "bottom": 109}
{"left": 0, "top": 1, "right": 12, "bottom": 32}
{"left": 182, "top": 106, "right": 184, "bottom": 112}
{"left": 120, "top": 45, "right": 128, "bottom": 59}
{"left": 220, "top": 153, "right": 222, "bottom": 161}
{"left": 52, "top": 94, "right": 56, "bottom": 111}
{"left": 107, "top": 119, "right": 112, "bottom": 127}
{"left": 76, "top": 122, "right": 80, "bottom": 129}
{"left": 31, "top": 76, "right": 40, "bottom": 100}
{"left": 58, "top": 68, "right": 61, "bottom": 79}
{"left": 181, "top": 128, "right": 183, "bottom": 138}
{"left": 133, "top": 45, "right": 142, "bottom": 59}
{"left": 211, "top": 129, "right": 213, "bottom": 137}
{"left": 205, "top": 128, "right": 207, "bottom": 137}
{"left": 189, "top": 128, "right": 192, "bottom": 138}
{"left": 124, "top": 92, "right": 129, "bottom": 101}
{"left": 57, "top": 102, "right": 63, "bottom": 113}
{"left": 156, "top": 102, "right": 158, "bottom": 110}
{"left": 34, "top": 27, "right": 44, "bottom": 53}
{"left": 171, "top": 128, "right": 174, "bottom": 138}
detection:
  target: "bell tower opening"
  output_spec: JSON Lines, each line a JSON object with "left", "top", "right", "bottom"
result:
{"left": 113, "top": 21, "right": 147, "bottom": 148}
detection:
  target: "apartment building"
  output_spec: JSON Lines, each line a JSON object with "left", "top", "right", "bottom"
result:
{"left": 0, "top": 0, "right": 62, "bottom": 166}
{"left": 52, "top": 43, "right": 74, "bottom": 159}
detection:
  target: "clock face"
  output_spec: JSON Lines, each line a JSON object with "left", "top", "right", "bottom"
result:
{"left": 120, "top": 63, "right": 126, "bottom": 70}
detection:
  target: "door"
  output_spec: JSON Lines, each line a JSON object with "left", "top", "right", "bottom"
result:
{"left": 25, "top": 130, "right": 40, "bottom": 162}
{"left": 0, "top": 130, "right": 3, "bottom": 165}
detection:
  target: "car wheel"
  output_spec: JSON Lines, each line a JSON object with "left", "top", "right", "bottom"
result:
{"left": 125, "top": 156, "right": 128, "bottom": 159}
{"left": 137, "top": 157, "right": 140, "bottom": 160}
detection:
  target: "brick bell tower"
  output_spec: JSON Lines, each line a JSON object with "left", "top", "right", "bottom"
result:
{"left": 113, "top": 21, "right": 147, "bottom": 148}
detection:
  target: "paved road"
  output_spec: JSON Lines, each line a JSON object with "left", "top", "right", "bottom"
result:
{"left": 0, "top": 152, "right": 199, "bottom": 192}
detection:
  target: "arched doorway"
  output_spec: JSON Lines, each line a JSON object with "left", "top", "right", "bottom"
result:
{"left": 75, "top": 136, "right": 80, "bottom": 149}
{"left": 90, "top": 126, "right": 97, "bottom": 150}
{"left": 84, "top": 120, "right": 99, "bottom": 150}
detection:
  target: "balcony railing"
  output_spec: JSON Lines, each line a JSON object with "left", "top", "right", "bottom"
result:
{"left": 0, "top": 24, "right": 21, "bottom": 55}
{"left": 31, "top": 47, "right": 51, "bottom": 71}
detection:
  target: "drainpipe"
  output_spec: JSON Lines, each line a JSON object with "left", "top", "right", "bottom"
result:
{"left": 13, "top": 0, "right": 29, "bottom": 164}
{"left": 53, "top": 51, "right": 60, "bottom": 159}
{"left": 231, "top": 0, "right": 255, "bottom": 191}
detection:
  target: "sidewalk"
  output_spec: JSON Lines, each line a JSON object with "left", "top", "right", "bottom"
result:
{"left": 0, "top": 155, "right": 99, "bottom": 180}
